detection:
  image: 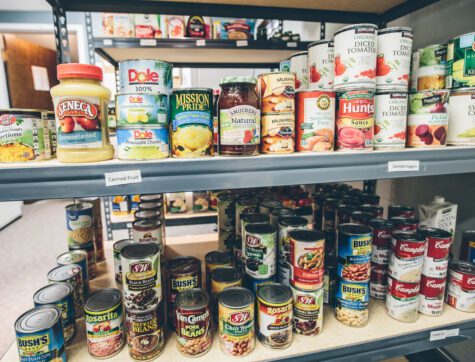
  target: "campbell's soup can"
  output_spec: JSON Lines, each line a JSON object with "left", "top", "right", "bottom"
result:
{"left": 290, "top": 51, "right": 308, "bottom": 91}
{"left": 334, "top": 24, "right": 378, "bottom": 90}
{"left": 307, "top": 40, "right": 334, "bottom": 90}
{"left": 388, "top": 231, "right": 426, "bottom": 283}
{"left": 446, "top": 261, "right": 475, "bottom": 312}
{"left": 391, "top": 217, "right": 419, "bottom": 232}
{"left": 369, "top": 219, "right": 393, "bottom": 265}
{"left": 370, "top": 262, "right": 388, "bottom": 300}
{"left": 376, "top": 27, "right": 413, "bottom": 90}
{"left": 386, "top": 276, "right": 420, "bottom": 323}
{"left": 295, "top": 90, "right": 335, "bottom": 152}
{"left": 420, "top": 227, "right": 452, "bottom": 278}
{"left": 388, "top": 205, "right": 415, "bottom": 218}
{"left": 419, "top": 274, "right": 446, "bottom": 316}
{"left": 335, "top": 89, "right": 375, "bottom": 151}
{"left": 374, "top": 91, "right": 408, "bottom": 149}
{"left": 119, "top": 59, "right": 173, "bottom": 94}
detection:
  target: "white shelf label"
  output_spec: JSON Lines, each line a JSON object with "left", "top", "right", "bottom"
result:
{"left": 429, "top": 328, "right": 460, "bottom": 341}
{"left": 445, "top": 328, "right": 460, "bottom": 337}
{"left": 140, "top": 39, "right": 157, "bottom": 46}
{"left": 196, "top": 39, "right": 206, "bottom": 47}
{"left": 287, "top": 42, "right": 298, "bottom": 48}
{"left": 387, "top": 160, "right": 420, "bottom": 172}
{"left": 236, "top": 40, "right": 248, "bottom": 47}
{"left": 105, "top": 170, "right": 142, "bottom": 187}
{"left": 103, "top": 39, "right": 113, "bottom": 46}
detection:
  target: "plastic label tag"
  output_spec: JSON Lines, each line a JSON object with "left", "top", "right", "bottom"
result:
{"left": 105, "top": 170, "right": 142, "bottom": 186}
{"left": 387, "top": 160, "right": 420, "bottom": 172}
{"left": 236, "top": 40, "right": 248, "bottom": 47}
{"left": 445, "top": 328, "right": 460, "bottom": 337}
{"left": 196, "top": 39, "right": 206, "bottom": 46}
{"left": 103, "top": 39, "right": 113, "bottom": 46}
{"left": 287, "top": 42, "right": 298, "bottom": 48}
{"left": 140, "top": 39, "right": 157, "bottom": 46}
{"left": 429, "top": 330, "right": 447, "bottom": 341}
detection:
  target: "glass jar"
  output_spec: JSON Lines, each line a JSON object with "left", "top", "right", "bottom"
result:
{"left": 218, "top": 76, "right": 260, "bottom": 156}
{"left": 50, "top": 63, "right": 114, "bottom": 163}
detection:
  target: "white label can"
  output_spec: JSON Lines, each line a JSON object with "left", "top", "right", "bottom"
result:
{"left": 448, "top": 89, "right": 475, "bottom": 145}
{"left": 290, "top": 51, "right": 308, "bottom": 91}
{"left": 374, "top": 91, "right": 408, "bottom": 149}
{"left": 386, "top": 276, "right": 420, "bottom": 323}
{"left": 308, "top": 40, "right": 334, "bottom": 90}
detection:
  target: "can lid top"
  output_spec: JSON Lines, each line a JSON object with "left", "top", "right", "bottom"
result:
{"left": 220, "top": 287, "right": 254, "bottom": 309}
{"left": 33, "top": 283, "right": 73, "bottom": 305}
{"left": 15, "top": 306, "right": 62, "bottom": 334}
{"left": 47, "top": 264, "right": 82, "bottom": 282}
{"left": 391, "top": 230, "right": 425, "bottom": 242}
{"left": 335, "top": 23, "right": 378, "bottom": 36}
{"left": 85, "top": 288, "right": 122, "bottom": 312}
{"left": 218, "top": 193, "right": 238, "bottom": 202}
{"left": 257, "top": 283, "right": 292, "bottom": 304}
{"left": 289, "top": 50, "right": 308, "bottom": 58}
{"left": 244, "top": 223, "right": 275, "bottom": 235}
{"left": 176, "top": 288, "right": 209, "bottom": 310}
{"left": 369, "top": 218, "right": 394, "bottom": 229}
{"left": 57, "top": 250, "right": 87, "bottom": 265}
{"left": 450, "top": 261, "right": 475, "bottom": 275}
{"left": 278, "top": 215, "right": 308, "bottom": 227}
{"left": 288, "top": 228, "right": 324, "bottom": 241}
{"left": 418, "top": 226, "right": 452, "bottom": 239}
{"left": 165, "top": 256, "right": 201, "bottom": 273}
{"left": 260, "top": 200, "right": 281, "bottom": 209}
{"left": 113, "top": 239, "right": 134, "bottom": 252}
{"left": 138, "top": 201, "right": 163, "bottom": 210}
{"left": 212, "top": 267, "right": 241, "bottom": 283}
{"left": 121, "top": 242, "right": 160, "bottom": 259}
{"left": 338, "top": 223, "right": 372, "bottom": 235}
{"left": 307, "top": 39, "right": 334, "bottom": 48}
{"left": 205, "top": 250, "right": 232, "bottom": 265}
{"left": 139, "top": 194, "right": 163, "bottom": 202}
{"left": 135, "top": 210, "right": 161, "bottom": 219}
{"left": 66, "top": 202, "right": 93, "bottom": 211}
{"left": 390, "top": 216, "right": 419, "bottom": 225}
{"left": 270, "top": 206, "right": 294, "bottom": 217}
{"left": 241, "top": 213, "right": 268, "bottom": 224}
{"left": 132, "top": 219, "right": 162, "bottom": 230}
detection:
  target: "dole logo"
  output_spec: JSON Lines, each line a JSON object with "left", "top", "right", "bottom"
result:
{"left": 0, "top": 114, "right": 15, "bottom": 126}
{"left": 128, "top": 68, "right": 158, "bottom": 83}
{"left": 297, "top": 295, "right": 315, "bottom": 304}
{"left": 230, "top": 311, "right": 250, "bottom": 323}
{"left": 246, "top": 235, "right": 261, "bottom": 246}
{"left": 129, "top": 95, "right": 144, "bottom": 103}
{"left": 130, "top": 261, "right": 152, "bottom": 273}
{"left": 134, "top": 130, "right": 153, "bottom": 139}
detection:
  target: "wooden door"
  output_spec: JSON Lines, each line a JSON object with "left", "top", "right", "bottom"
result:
{"left": 3, "top": 34, "right": 58, "bottom": 110}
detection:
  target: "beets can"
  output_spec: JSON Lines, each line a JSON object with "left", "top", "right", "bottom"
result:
{"left": 419, "top": 274, "right": 446, "bottom": 316}
{"left": 370, "top": 262, "right": 388, "bottom": 300}
{"left": 374, "top": 91, "right": 408, "bottom": 149}
{"left": 420, "top": 227, "right": 452, "bottom": 278}
{"left": 290, "top": 51, "right": 308, "bottom": 91}
{"left": 386, "top": 276, "right": 420, "bottom": 323}
{"left": 334, "top": 24, "right": 378, "bottom": 90}
{"left": 376, "top": 27, "right": 413, "bottom": 90}
{"left": 446, "top": 261, "right": 475, "bottom": 312}
{"left": 388, "top": 231, "right": 426, "bottom": 283}
{"left": 307, "top": 40, "right": 334, "bottom": 90}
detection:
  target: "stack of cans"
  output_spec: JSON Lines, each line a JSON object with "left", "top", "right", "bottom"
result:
{"left": 79, "top": 197, "right": 105, "bottom": 262}
{"left": 217, "top": 193, "right": 238, "bottom": 252}
{"left": 369, "top": 219, "right": 394, "bottom": 300}
{"left": 132, "top": 194, "right": 166, "bottom": 253}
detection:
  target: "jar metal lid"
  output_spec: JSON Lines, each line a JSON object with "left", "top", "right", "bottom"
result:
{"left": 219, "top": 76, "right": 257, "bottom": 85}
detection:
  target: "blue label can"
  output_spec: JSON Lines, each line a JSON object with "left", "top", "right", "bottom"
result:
{"left": 57, "top": 250, "right": 90, "bottom": 295}
{"left": 335, "top": 278, "right": 369, "bottom": 327}
{"left": 66, "top": 202, "right": 94, "bottom": 247}
{"left": 117, "top": 127, "right": 169, "bottom": 160}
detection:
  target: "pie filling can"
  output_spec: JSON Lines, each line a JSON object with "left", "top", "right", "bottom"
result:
{"left": 66, "top": 202, "right": 94, "bottom": 247}
{"left": 290, "top": 284, "right": 323, "bottom": 336}
{"left": 84, "top": 288, "right": 125, "bottom": 359}
{"left": 47, "top": 264, "right": 84, "bottom": 318}
{"left": 218, "top": 287, "right": 255, "bottom": 357}
{"left": 33, "top": 283, "right": 76, "bottom": 344}
{"left": 205, "top": 250, "right": 233, "bottom": 291}
{"left": 113, "top": 239, "right": 134, "bottom": 284}
{"left": 388, "top": 231, "right": 426, "bottom": 283}
{"left": 446, "top": 261, "right": 475, "bottom": 312}
{"left": 57, "top": 250, "right": 90, "bottom": 296}
{"left": 386, "top": 276, "right": 420, "bottom": 323}
{"left": 257, "top": 283, "right": 293, "bottom": 349}
{"left": 244, "top": 223, "right": 277, "bottom": 279}
{"left": 419, "top": 274, "right": 446, "bottom": 316}
{"left": 175, "top": 288, "right": 212, "bottom": 357}
{"left": 211, "top": 267, "right": 243, "bottom": 321}
{"left": 121, "top": 243, "right": 161, "bottom": 312}
{"left": 307, "top": 40, "right": 334, "bottom": 90}
{"left": 335, "top": 278, "right": 369, "bottom": 327}
{"left": 15, "top": 306, "right": 66, "bottom": 362}
{"left": 420, "top": 227, "right": 452, "bottom": 278}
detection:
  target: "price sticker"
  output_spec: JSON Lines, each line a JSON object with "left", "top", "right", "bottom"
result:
{"left": 105, "top": 170, "right": 142, "bottom": 187}
{"left": 236, "top": 40, "right": 248, "bottom": 47}
{"left": 387, "top": 160, "right": 420, "bottom": 172}
{"left": 140, "top": 39, "right": 157, "bottom": 46}
{"left": 196, "top": 39, "right": 206, "bottom": 47}
{"left": 287, "top": 42, "right": 298, "bottom": 48}
{"left": 103, "top": 39, "right": 113, "bottom": 46}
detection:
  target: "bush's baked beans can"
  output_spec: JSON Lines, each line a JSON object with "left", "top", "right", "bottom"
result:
{"left": 295, "top": 90, "right": 335, "bottom": 152}
{"left": 419, "top": 274, "right": 446, "bottom": 316}
{"left": 370, "top": 262, "right": 388, "bottom": 300}
{"left": 211, "top": 267, "right": 242, "bottom": 321}
{"left": 259, "top": 200, "right": 281, "bottom": 216}
{"left": 218, "top": 193, "right": 237, "bottom": 231}
{"left": 290, "top": 284, "right": 323, "bottom": 336}
{"left": 218, "top": 287, "right": 255, "bottom": 357}
{"left": 258, "top": 71, "right": 295, "bottom": 113}
{"left": 333, "top": 24, "right": 378, "bottom": 90}
{"left": 386, "top": 276, "right": 420, "bottom": 323}
{"left": 241, "top": 213, "right": 269, "bottom": 253}
{"left": 235, "top": 197, "right": 259, "bottom": 239}
{"left": 337, "top": 224, "right": 372, "bottom": 283}
{"left": 165, "top": 256, "right": 202, "bottom": 329}
{"left": 66, "top": 202, "right": 94, "bottom": 247}
{"left": 69, "top": 242, "right": 96, "bottom": 280}
{"left": 85, "top": 288, "right": 125, "bottom": 358}
{"left": 388, "top": 231, "right": 426, "bottom": 283}
{"left": 308, "top": 40, "right": 334, "bottom": 90}
{"left": 257, "top": 283, "right": 293, "bottom": 349}
{"left": 290, "top": 51, "right": 308, "bottom": 91}
{"left": 57, "top": 250, "right": 90, "bottom": 296}
{"left": 335, "top": 88, "right": 375, "bottom": 151}
{"left": 335, "top": 278, "right": 369, "bottom": 327}
{"left": 446, "top": 261, "right": 475, "bottom": 312}
{"left": 47, "top": 264, "right": 84, "bottom": 318}
{"left": 419, "top": 227, "right": 452, "bottom": 278}
{"left": 244, "top": 223, "right": 277, "bottom": 279}
{"left": 175, "top": 288, "right": 212, "bottom": 357}
{"left": 374, "top": 91, "right": 408, "bottom": 149}
{"left": 369, "top": 219, "right": 394, "bottom": 265}
{"left": 113, "top": 239, "right": 134, "bottom": 284}
{"left": 205, "top": 251, "right": 233, "bottom": 291}
{"left": 121, "top": 243, "right": 161, "bottom": 312}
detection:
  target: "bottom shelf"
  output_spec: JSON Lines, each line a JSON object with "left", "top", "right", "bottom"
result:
{"left": 4, "top": 235, "right": 475, "bottom": 362}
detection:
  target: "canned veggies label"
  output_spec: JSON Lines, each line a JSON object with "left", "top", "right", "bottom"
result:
{"left": 407, "top": 113, "right": 448, "bottom": 147}
{"left": 308, "top": 41, "right": 334, "bottom": 90}
{"left": 258, "top": 72, "right": 295, "bottom": 113}
{"left": 245, "top": 231, "right": 276, "bottom": 279}
{"left": 447, "top": 32, "right": 475, "bottom": 88}
{"left": 126, "top": 308, "right": 164, "bottom": 360}
{"left": 291, "top": 286, "right": 323, "bottom": 335}
{"left": 374, "top": 92, "right": 408, "bottom": 149}
{"left": 66, "top": 205, "right": 93, "bottom": 246}
{"left": 176, "top": 306, "right": 212, "bottom": 356}
{"left": 117, "top": 127, "right": 169, "bottom": 160}
{"left": 261, "top": 113, "right": 295, "bottom": 153}
{"left": 290, "top": 237, "right": 324, "bottom": 290}
{"left": 257, "top": 298, "right": 293, "bottom": 347}
{"left": 335, "top": 280, "right": 369, "bottom": 327}
{"left": 119, "top": 60, "right": 173, "bottom": 94}
{"left": 448, "top": 90, "right": 475, "bottom": 145}
{"left": 116, "top": 93, "right": 167, "bottom": 126}
{"left": 171, "top": 90, "right": 213, "bottom": 157}
{"left": 219, "top": 105, "right": 260, "bottom": 145}
{"left": 219, "top": 304, "right": 254, "bottom": 357}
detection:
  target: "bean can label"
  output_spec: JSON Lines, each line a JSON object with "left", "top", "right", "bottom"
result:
{"left": 176, "top": 306, "right": 212, "bottom": 356}
{"left": 448, "top": 89, "right": 475, "bottom": 145}
{"left": 257, "top": 298, "right": 293, "bottom": 348}
{"left": 116, "top": 93, "right": 167, "bottom": 126}
{"left": 119, "top": 59, "right": 173, "bottom": 94}
{"left": 261, "top": 113, "right": 295, "bottom": 153}
{"left": 335, "top": 279, "right": 369, "bottom": 327}
{"left": 289, "top": 234, "right": 325, "bottom": 290}
{"left": 447, "top": 32, "right": 475, "bottom": 89}
{"left": 419, "top": 275, "right": 446, "bottom": 316}
{"left": 258, "top": 72, "right": 295, "bottom": 113}
{"left": 291, "top": 286, "right": 323, "bottom": 336}
{"left": 337, "top": 230, "right": 372, "bottom": 283}
{"left": 334, "top": 24, "right": 378, "bottom": 90}
{"left": 336, "top": 89, "right": 375, "bottom": 151}
{"left": 374, "top": 91, "right": 408, "bottom": 149}
{"left": 244, "top": 227, "right": 276, "bottom": 279}
{"left": 308, "top": 40, "right": 334, "bottom": 90}
{"left": 117, "top": 127, "right": 169, "bottom": 160}
{"left": 386, "top": 276, "right": 420, "bottom": 323}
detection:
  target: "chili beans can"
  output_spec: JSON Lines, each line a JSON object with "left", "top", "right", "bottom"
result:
{"left": 447, "top": 88, "right": 475, "bottom": 145}
{"left": 66, "top": 202, "right": 94, "bottom": 247}
{"left": 175, "top": 288, "right": 212, "bottom": 357}
{"left": 290, "top": 284, "right": 323, "bottom": 336}
{"left": 388, "top": 231, "right": 426, "bottom": 283}
{"left": 337, "top": 224, "right": 372, "bottom": 283}
{"left": 244, "top": 223, "right": 277, "bottom": 279}
{"left": 374, "top": 91, "right": 408, "bottom": 149}
{"left": 295, "top": 90, "right": 335, "bottom": 152}
{"left": 391, "top": 217, "right": 419, "bottom": 232}
{"left": 259, "top": 200, "right": 281, "bottom": 216}
{"left": 218, "top": 193, "right": 237, "bottom": 231}
{"left": 446, "top": 261, "right": 475, "bottom": 312}
{"left": 289, "top": 229, "right": 325, "bottom": 290}
{"left": 420, "top": 227, "right": 452, "bottom": 278}
{"left": 261, "top": 112, "right": 295, "bottom": 153}
{"left": 334, "top": 24, "right": 378, "bottom": 90}
{"left": 165, "top": 256, "right": 202, "bottom": 329}
{"left": 47, "top": 264, "right": 84, "bottom": 318}
{"left": 57, "top": 250, "right": 89, "bottom": 296}
{"left": 419, "top": 274, "right": 446, "bottom": 316}
{"left": 121, "top": 243, "right": 161, "bottom": 312}
{"left": 386, "top": 276, "right": 420, "bottom": 323}
{"left": 290, "top": 51, "right": 308, "bottom": 91}
{"left": 113, "top": 239, "right": 134, "bottom": 283}
{"left": 370, "top": 262, "right": 388, "bottom": 300}
{"left": 335, "top": 88, "right": 375, "bottom": 151}
{"left": 218, "top": 287, "right": 255, "bottom": 357}
{"left": 125, "top": 302, "right": 165, "bottom": 360}
{"left": 235, "top": 197, "right": 258, "bottom": 239}
{"left": 132, "top": 219, "right": 163, "bottom": 248}
{"left": 369, "top": 219, "right": 394, "bottom": 265}
{"left": 211, "top": 267, "right": 242, "bottom": 321}
{"left": 335, "top": 278, "right": 369, "bottom": 327}
{"left": 119, "top": 59, "right": 173, "bottom": 94}
{"left": 241, "top": 213, "right": 269, "bottom": 252}
{"left": 205, "top": 251, "right": 233, "bottom": 291}
{"left": 258, "top": 72, "right": 295, "bottom": 113}
{"left": 15, "top": 306, "right": 66, "bottom": 362}
{"left": 85, "top": 288, "right": 125, "bottom": 358}
{"left": 33, "top": 283, "right": 76, "bottom": 344}
{"left": 308, "top": 40, "right": 334, "bottom": 90}
{"left": 257, "top": 283, "right": 293, "bottom": 349}
{"left": 388, "top": 204, "right": 415, "bottom": 218}
{"left": 69, "top": 242, "right": 96, "bottom": 280}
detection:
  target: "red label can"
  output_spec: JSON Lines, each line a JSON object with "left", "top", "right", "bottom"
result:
{"left": 386, "top": 276, "right": 420, "bottom": 323}
{"left": 446, "top": 261, "right": 475, "bottom": 312}
{"left": 419, "top": 274, "right": 446, "bottom": 316}
{"left": 421, "top": 228, "right": 452, "bottom": 278}
{"left": 388, "top": 231, "right": 426, "bottom": 283}
{"left": 391, "top": 217, "right": 419, "bottom": 232}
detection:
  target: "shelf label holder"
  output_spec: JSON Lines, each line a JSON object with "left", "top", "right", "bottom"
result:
{"left": 140, "top": 39, "right": 157, "bottom": 47}
{"left": 387, "top": 160, "right": 420, "bottom": 172}
{"left": 105, "top": 170, "right": 142, "bottom": 186}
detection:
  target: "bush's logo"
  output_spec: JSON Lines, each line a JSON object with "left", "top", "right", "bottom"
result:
{"left": 56, "top": 99, "right": 98, "bottom": 120}
{"left": 130, "top": 261, "right": 152, "bottom": 273}
{"left": 128, "top": 68, "right": 159, "bottom": 83}
{"left": 18, "top": 334, "right": 49, "bottom": 354}
{"left": 0, "top": 114, "right": 16, "bottom": 126}
{"left": 230, "top": 311, "right": 250, "bottom": 324}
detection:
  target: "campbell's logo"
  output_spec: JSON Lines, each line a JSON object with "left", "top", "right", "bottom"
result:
{"left": 230, "top": 311, "right": 250, "bottom": 323}
{"left": 130, "top": 261, "right": 151, "bottom": 273}
{"left": 129, "top": 95, "right": 144, "bottom": 103}
{"left": 434, "top": 240, "right": 451, "bottom": 249}
{"left": 395, "top": 283, "right": 419, "bottom": 295}
{"left": 399, "top": 243, "right": 425, "bottom": 255}
{"left": 133, "top": 130, "right": 153, "bottom": 139}
{"left": 297, "top": 295, "right": 315, "bottom": 304}
{"left": 0, "top": 114, "right": 15, "bottom": 126}
{"left": 339, "top": 98, "right": 374, "bottom": 119}
{"left": 468, "top": 277, "right": 475, "bottom": 285}
{"left": 426, "top": 279, "right": 445, "bottom": 289}
{"left": 246, "top": 234, "right": 261, "bottom": 246}
{"left": 56, "top": 99, "right": 98, "bottom": 119}
{"left": 128, "top": 68, "right": 159, "bottom": 83}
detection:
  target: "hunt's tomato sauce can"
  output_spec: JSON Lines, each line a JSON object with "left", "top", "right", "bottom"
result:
{"left": 335, "top": 89, "right": 375, "bottom": 151}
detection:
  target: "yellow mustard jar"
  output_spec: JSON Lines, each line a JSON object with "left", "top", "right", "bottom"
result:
{"left": 50, "top": 63, "right": 114, "bottom": 162}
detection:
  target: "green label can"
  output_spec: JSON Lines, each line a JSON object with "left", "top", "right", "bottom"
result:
{"left": 170, "top": 88, "right": 213, "bottom": 157}
{"left": 447, "top": 32, "right": 475, "bottom": 89}
{"left": 244, "top": 223, "right": 277, "bottom": 279}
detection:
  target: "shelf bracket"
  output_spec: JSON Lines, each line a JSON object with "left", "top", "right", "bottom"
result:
{"left": 84, "top": 12, "right": 96, "bottom": 65}
{"left": 320, "top": 22, "right": 326, "bottom": 40}
{"left": 51, "top": 0, "right": 71, "bottom": 64}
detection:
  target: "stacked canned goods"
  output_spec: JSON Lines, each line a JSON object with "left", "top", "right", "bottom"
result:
{"left": 116, "top": 59, "right": 172, "bottom": 160}
{"left": 369, "top": 219, "right": 394, "bottom": 300}
{"left": 218, "top": 192, "right": 238, "bottom": 252}
{"left": 79, "top": 197, "right": 105, "bottom": 262}
{"left": 446, "top": 261, "right": 475, "bottom": 313}
{"left": 132, "top": 194, "right": 166, "bottom": 253}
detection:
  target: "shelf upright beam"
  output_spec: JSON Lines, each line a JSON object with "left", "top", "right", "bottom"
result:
{"left": 51, "top": 0, "right": 71, "bottom": 64}
{"left": 84, "top": 12, "right": 96, "bottom": 65}
{"left": 320, "top": 22, "right": 326, "bottom": 40}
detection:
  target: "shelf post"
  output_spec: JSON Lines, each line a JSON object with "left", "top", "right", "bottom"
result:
{"left": 51, "top": 0, "right": 71, "bottom": 64}
{"left": 320, "top": 22, "right": 326, "bottom": 40}
{"left": 84, "top": 12, "right": 96, "bottom": 65}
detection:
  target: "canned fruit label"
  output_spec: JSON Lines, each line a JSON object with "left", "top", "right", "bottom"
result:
{"left": 419, "top": 275, "right": 446, "bottom": 316}
{"left": 219, "top": 106, "right": 260, "bottom": 146}
{"left": 85, "top": 303, "right": 124, "bottom": 358}
{"left": 334, "top": 24, "right": 377, "bottom": 90}
{"left": 422, "top": 234, "right": 452, "bottom": 278}
{"left": 66, "top": 206, "right": 93, "bottom": 246}
{"left": 117, "top": 127, "right": 169, "bottom": 160}
{"left": 125, "top": 308, "right": 164, "bottom": 360}
{"left": 448, "top": 91, "right": 475, "bottom": 145}
{"left": 53, "top": 96, "right": 103, "bottom": 149}
{"left": 447, "top": 32, "right": 475, "bottom": 89}
{"left": 171, "top": 90, "right": 213, "bottom": 157}
{"left": 290, "top": 237, "right": 324, "bottom": 289}
{"left": 17, "top": 328, "right": 66, "bottom": 362}
{"left": 296, "top": 91, "right": 335, "bottom": 152}
{"left": 257, "top": 299, "right": 293, "bottom": 347}
{"left": 176, "top": 306, "right": 212, "bottom": 356}
{"left": 116, "top": 93, "right": 167, "bottom": 126}
{"left": 376, "top": 29, "right": 413, "bottom": 89}
{"left": 409, "top": 90, "right": 449, "bottom": 114}
{"left": 335, "top": 280, "right": 369, "bottom": 327}
{"left": 291, "top": 286, "right": 323, "bottom": 336}
{"left": 374, "top": 92, "right": 408, "bottom": 149}
{"left": 386, "top": 276, "right": 420, "bottom": 323}
{"left": 119, "top": 60, "right": 173, "bottom": 94}
{"left": 336, "top": 89, "right": 375, "bottom": 151}
{"left": 290, "top": 53, "right": 308, "bottom": 91}
{"left": 407, "top": 113, "right": 448, "bottom": 147}
{"left": 219, "top": 305, "right": 255, "bottom": 357}
{"left": 245, "top": 232, "right": 276, "bottom": 279}
{"left": 258, "top": 73, "right": 295, "bottom": 113}
{"left": 308, "top": 41, "right": 334, "bottom": 90}
{"left": 261, "top": 113, "right": 295, "bottom": 153}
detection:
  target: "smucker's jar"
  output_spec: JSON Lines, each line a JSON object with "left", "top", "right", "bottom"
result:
{"left": 218, "top": 76, "right": 260, "bottom": 156}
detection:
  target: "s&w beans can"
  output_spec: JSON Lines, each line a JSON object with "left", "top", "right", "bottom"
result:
{"left": 290, "top": 284, "right": 323, "bottom": 336}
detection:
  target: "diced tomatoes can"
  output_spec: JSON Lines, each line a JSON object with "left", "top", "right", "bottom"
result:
{"left": 290, "top": 284, "right": 323, "bottom": 336}
{"left": 446, "top": 261, "right": 475, "bottom": 312}
{"left": 307, "top": 40, "right": 334, "bottom": 90}
{"left": 419, "top": 274, "right": 446, "bottom": 316}
{"left": 374, "top": 91, "right": 408, "bottom": 149}
{"left": 388, "top": 231, "right": 426, "bottom": 283}
{"left": 337, "top": 224, "right": 372, "bottom": 283}
{"left": 290, "top": 51, "right": 308, "bottom": 91}
{"left": 419, "top": 227, "right": 452, "bottom": 278}
{"left": 386, "top": 276, "right": 420, "bottom": 323}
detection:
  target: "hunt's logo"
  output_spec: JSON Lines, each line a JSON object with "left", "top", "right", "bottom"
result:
{"left": 128, "top": 68, "right": 158, "bottom": 83}
{"left": 339, "top": 98, "right": 374, "bottom": 119}
{"left": 0, "top": 114, "right": 15, "bottom": 126}
{"left": 18, "top": 334, "right": 49, "bottom": 354}
{"left": 56, "top": 99, "right": 98, "bottom": 120}
{"left": 230, "top": 311, "right": 250, "bottom": 324}
{"left": 175, "top": 93, "right": 210, "bottom": 111}
{"left": 130, "top": 261, "right": 152, "bottom": 273}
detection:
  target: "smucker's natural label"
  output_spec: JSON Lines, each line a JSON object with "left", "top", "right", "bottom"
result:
{"left": 219, "top": 106, "right": 260, "bottom": 145}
